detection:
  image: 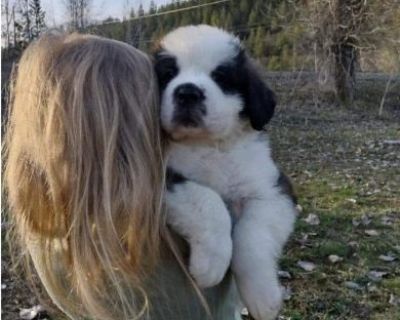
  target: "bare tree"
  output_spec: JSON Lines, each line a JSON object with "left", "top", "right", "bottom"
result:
{"left": 332, "top": 0, "right": 366, "bottom": 106}
{"left": 2, "top": 0, "right": 12, "bottom": 48}
{"left": 310, "top": 0, "right": 399, "bottom": 107}
{"left": 18, "top": 0, "right": 33, "bottom": 43}
{"left": 309, "top": 0, "right": 369, "bottom": 106}
{"left": 30, "top": 0, "right": 46, "bottom": 39}
{"left": 12, "top": 4, "right": 17, "bottom": 47}
{"left": 64, "top": 0, "right": 92, "bottom": 31}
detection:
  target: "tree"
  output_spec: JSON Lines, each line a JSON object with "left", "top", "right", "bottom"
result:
{"left": 332, "top": 0, "right": 366, "bottom": 106}
{"left": 149, "top": 1, "right": 157, "bottom": 14}
{"left": 125, "top": 7, "right": 136, "bottom": 45}
{"left": 30, "top": 0, "right": 46, "bottom": 39}
{"left": 131, "top": 4, "right": 145, "bottom": 48}
{"left": 310, "top": 0, "right": 368, "bottom": 106}
{"left": 18, "top": 0, "right": 32, "bottom": 43}
{"left": 64, "top": 0, "right": 91, "bottom": 31}
{"left": 1, "top": 0, "right": 12, "bottom": 48}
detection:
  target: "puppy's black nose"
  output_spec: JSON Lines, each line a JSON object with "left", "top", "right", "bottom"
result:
{"left": 174, "top": 83, "right": 205, "bottom": 105}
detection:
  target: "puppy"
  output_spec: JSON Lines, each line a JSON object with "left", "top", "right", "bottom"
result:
{"left": 156, "top": 25, "right": 297, "bottom": 320}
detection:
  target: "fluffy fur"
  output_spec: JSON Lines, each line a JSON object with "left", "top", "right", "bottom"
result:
{"left": 156, "top": 25, "right": 297, "bottom": 320}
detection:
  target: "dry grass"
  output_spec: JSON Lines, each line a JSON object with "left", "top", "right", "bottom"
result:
{"left": 269, "top": 101, "right": 400, "bottom": 320}
{"left": 2, "top": 73, "right": 399, "bottom": 320}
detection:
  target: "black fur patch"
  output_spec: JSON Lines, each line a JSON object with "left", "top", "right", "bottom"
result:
{"left": 276, "top": 171, "right": 297, "bottom": 204}
{"left": 210, "top": 50, "right": 276, "bottom": 130}
{"left": 154, "top": 51, "right": 179, "bottom": 91}
{"left": 239, "top": 57, "right": 276, "bottom": 130}
{"left": 166, "top": 167, "right": 187, "bottom": 191}
{"left": 210, "top": 50, "right": 245, "bottom": 94}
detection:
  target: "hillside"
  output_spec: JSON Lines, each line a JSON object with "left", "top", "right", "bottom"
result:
{"left": 90, "top": 0, "right": 400, "bottom": 73}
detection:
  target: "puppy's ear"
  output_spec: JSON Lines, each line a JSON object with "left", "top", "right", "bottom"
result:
{"left": 241, "top": 56, "right": 276, "bottom": 130}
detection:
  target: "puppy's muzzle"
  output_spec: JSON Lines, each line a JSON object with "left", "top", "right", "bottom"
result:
{"left": 174, "top": 83, "right": 204, "bottom": 105}
{"left": 172, "top": 83, "right": 206, "bottom": 127}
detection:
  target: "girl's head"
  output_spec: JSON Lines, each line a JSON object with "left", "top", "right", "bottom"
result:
{"left": 5, "top": 33, "right": 166, "bottom": 319}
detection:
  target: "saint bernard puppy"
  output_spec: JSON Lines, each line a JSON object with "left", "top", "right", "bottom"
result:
{"left": 155, "top": 25, "right": 297, "bottom": 320}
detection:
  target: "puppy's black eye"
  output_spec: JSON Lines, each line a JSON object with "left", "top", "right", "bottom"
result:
{"left": 155, "top": 56, "right": 179, "bottom": 90}
{"left": 211, "top": 64, "right": 238, "bottom": 94}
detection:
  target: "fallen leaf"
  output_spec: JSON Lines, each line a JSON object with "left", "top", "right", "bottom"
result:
{"left": 348, "top": 241, "right": 359, "bottom": 247}
{"left": 379, "top": 254, "right": 396, "bottom": 262}
{"left": 383, "top": 140, "right": 400, "bottom": 145}
{"left": 361, "top": 214, "right": 372, "bottom": 226}
{"left": 389, "top": 294, "right": 400, "bottom": 306}
{"left": 364, "top": 229, "right": 380, "bottom": 236}
{"left": 282, "top": 286, "right": 293, "bottom": 301}
{"left": 381, "top": 216, "right": 394, "bottom": 226}
{"left": 353, "top": 214, "right": 372, "bottom": 227}
{"left": 303, "top": 170, "right": 313, "bottom": 177}
{"left": 367, "top": 271, "right": 388, "bottom": 282}
{"left": 367, "top": 283, "right": 378, "bottom": 293}
{"left": 344, "top": 281, "right": 362, "bottom": 291}
{"left": 328, "top": 255, "right": 343, "bottom": 263}
{"left": 303, "top": 213, "right": 320, "bottom": 225}
{"left": 278, "top": 270, "right": 292, "bottom": 279}
{"left": 346, "top": 198, "right": 357, "bottom": 204}
{"left": 297, "top": 260, "right": 316, "bottom": 271}
{"left": 19, "top": 305, "right": 45, "bottom": 320}
{"left": 296, "top": 233, "right": 313, "bottom": 248}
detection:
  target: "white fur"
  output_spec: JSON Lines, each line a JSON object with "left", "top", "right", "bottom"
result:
{"left": 166, "top": 181, "right": 232, "bottom": 288}
{"left": 162, "top": 25, "right": 297, "bottom": 320}
{"left": 160, "top": 25, "right": 243, "bottom": 141}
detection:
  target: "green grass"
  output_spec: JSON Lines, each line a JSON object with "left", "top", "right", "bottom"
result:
{"left": 270, "top": 105, "right": 400, "bottom": 320}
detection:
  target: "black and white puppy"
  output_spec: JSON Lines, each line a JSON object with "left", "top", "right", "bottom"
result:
{"left": 156, "top": 25, "right": 297, "bottom": 320}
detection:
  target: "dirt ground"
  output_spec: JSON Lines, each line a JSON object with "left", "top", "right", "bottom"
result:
{"left": 2, "top": 73, "right": 399, "bottom": 319}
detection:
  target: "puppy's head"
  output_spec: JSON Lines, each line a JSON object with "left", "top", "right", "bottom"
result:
{"left": 155, "top": 25, "right": 276, "bottom": 141}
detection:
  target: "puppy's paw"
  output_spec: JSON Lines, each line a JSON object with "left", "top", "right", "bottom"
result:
{"left": 189, "top": 237, "right": 232, "bottom": 288}
{"left": 241, "top": 282, "right": 283, "bottom": 320}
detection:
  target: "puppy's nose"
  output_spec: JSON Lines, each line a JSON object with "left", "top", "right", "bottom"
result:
{"left": 174, "top": 83, "right": 205, "bottom": 105}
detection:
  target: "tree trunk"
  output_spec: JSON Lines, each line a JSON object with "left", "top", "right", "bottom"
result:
{"left": 333, "top": 43, "right": 356, "bottom": 106}
{"left": 3, "top": 0, "right": 11, "bottom": 48}
{"left": 12, "top": 6, "right": 16, "bottom": 47}
{"left": 332, "top": 0, "right": 362, "bottom": 106}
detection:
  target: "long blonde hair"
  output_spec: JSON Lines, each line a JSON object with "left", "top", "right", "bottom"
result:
{"left": 4, "top": 33, "right": 170, "bottom": 319}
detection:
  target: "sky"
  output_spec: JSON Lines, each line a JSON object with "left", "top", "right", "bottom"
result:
{"left": 41, "top": 0, "right": 172, "bottom": 26}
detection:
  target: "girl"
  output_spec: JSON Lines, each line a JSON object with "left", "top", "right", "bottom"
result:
{"left": 4, "top": 34, "right": 236, "bottom": 320}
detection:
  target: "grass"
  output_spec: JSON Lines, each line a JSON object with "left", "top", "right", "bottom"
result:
{"left": 2, "top": 88, "right": 399, "bottom": 319}
{"left": 269, "top": 104, "right": 400, "bottom": 320}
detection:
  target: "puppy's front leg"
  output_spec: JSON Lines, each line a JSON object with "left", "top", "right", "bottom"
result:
{"left": 232, "top": 192, "right": 296, "bottom": 320}
{"left": 166, "top": 173, "right": 232, "bottom": 288}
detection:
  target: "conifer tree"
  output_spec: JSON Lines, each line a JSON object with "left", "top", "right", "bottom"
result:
{"left": 149, "top": 1, "right": 157, "bottom": 14}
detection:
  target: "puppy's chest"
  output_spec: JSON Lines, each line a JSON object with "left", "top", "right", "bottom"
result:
{"left": 168, "top": 139, "right": 272, "bottom": 200}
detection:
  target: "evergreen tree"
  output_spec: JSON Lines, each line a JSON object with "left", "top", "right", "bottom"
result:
{"left": 149, "top": 1, "right": 157, "bottom": 14}
{"left": 137, "top": 3, "right": 145, "bottom": 17}
{"left": 133, "top": 4, "right": 145, "bottom": 49}
{"left": 125, "top": 7, "right": 136, "bottom": 45}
